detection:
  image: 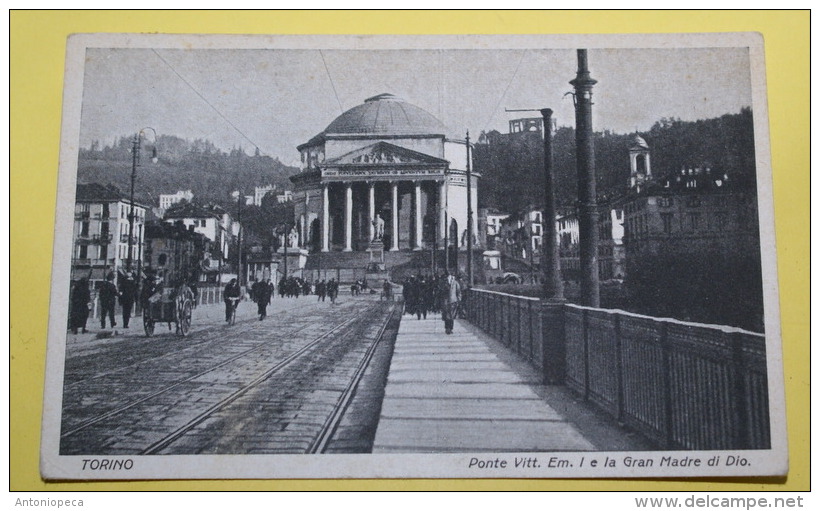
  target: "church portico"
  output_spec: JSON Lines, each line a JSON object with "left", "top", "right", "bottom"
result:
{"left": 290, "top": 93, "right": 479, "bottom": 264}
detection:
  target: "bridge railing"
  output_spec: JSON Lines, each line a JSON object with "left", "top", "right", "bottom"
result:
{"left": 462, "top": 288, "right": 770, "bottom": 451}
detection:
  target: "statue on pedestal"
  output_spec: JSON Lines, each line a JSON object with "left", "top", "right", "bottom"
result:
{"left": 372, "top": 214, "right": 385, "bottom": 242}
{"left": 288, "top": 227, "right": 299, "bottom": 248}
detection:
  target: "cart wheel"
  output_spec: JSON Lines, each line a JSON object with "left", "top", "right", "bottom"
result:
{"left": 178, "top": 300, "right": 192, "bottom": 336}
{"left": 143, "top": 315, "right": 155, "bottom": 337}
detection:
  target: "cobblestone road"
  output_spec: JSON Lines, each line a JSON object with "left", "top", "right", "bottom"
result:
{"left": 59, "top": 293, "right": 396, "bottom": 455}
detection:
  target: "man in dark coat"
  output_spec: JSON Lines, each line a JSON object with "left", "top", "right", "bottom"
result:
{"left": 99, "top": 272, "right": 119, "bottom": 329}
{"left": 118, "top": 271, "right": 137, "bottom": 329}
{"left": 224, "top": 278, "right": 241, "bottom": 322}
{"left": 69, "top": 278, "right": 91, "bottom": 334}
{"left": 316, "top": 280, "right": 326, "bottom": 302}
{"left": 252, "top": 279, "right": 273, "bottom": 320}
{"left": 327, "top": 278, "right": 339, "bottom": 304}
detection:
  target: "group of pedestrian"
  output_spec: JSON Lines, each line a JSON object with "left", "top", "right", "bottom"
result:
{"left": 350, "top": 279, "right": 366, "bottom": 296}
{"left": 68, "top": 271, "right": 138, "bottom": 335}
{"left": 402, "top": 274, "right": 437, "bottom": 320}
{"left": 399, "top": 272, "right": 463, "bottom": 334}
{"left": 278, "top": 276, "right": 311, "bottom": 298}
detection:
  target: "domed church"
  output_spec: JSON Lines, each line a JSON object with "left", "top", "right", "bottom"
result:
{"left": 290, "top": 93, "right": 479, "bottom": 256}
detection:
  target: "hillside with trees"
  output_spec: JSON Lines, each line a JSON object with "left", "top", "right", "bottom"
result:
{"left": 77, "top": 134, "right": 299, "bottom": 209}
{"left": 474, "top": 108, "right": 756, "bottom": 214}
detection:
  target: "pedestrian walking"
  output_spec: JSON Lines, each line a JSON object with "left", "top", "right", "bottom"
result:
{"left": 69, "top": 278, "right": 91, "bottom": 334}
{"left": 327, "top": 278, "right": 339, "bottom": 304}
{"left": 99, "top": 272, "right": 119, "bottom": 329}
{"left": 118, "top": 270, "right": 137, "bottom": 329}
{"left": 440, "top": 271, "right": 461, "bottom": 335}
{"left": 416, "top": 275, "right": 430, "bottom": 320}
{"left": 316, "top": 279, "right": 326, "bottom": 301}
{"left": 252, "top": 279, "right": 273, "bottom": 320}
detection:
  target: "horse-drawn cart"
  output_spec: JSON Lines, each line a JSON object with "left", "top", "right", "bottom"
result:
{"left": 143, "top": 284, "right": 195, "bottom": 337}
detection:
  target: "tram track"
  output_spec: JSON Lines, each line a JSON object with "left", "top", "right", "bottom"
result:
{"left": 141, "top": 305, "right": 395, "bottom": 454}
{"left": 60, "top": 316, "right": 358, "bottom": 440}
{"left": 59, "top": 299, "right": 397, "bottom": 455}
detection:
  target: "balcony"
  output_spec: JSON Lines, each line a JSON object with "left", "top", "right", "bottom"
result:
{"left": 93, "top": 234, "right": 113, "bottom": 244}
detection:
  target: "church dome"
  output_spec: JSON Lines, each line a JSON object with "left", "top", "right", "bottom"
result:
{"left": 322, "top": 93, "right": 448, "bottom": 136}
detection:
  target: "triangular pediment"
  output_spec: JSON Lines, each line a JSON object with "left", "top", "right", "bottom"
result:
{"left": 324, "top": 141, "right": 448, "bottom": 166}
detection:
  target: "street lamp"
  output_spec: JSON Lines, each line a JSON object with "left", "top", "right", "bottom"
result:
{"left": 466, "top": 131, "right": 474, "bottom": 287}
{"left": 128, "top": 128, "right": 157, "bottom": 273}
{"left": 231, "top": 191, "right": 243, "bottom": 286}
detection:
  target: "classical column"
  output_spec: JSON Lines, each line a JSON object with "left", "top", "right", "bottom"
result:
{"left": 368, "top": 182, "right": 375, "bottom": 243}
{"left": 414, "top": 181, "right": 423, "bottom": 250}
{"left": 390, "top": 181, "right": 399, "bottom": 251}
{"left": 344, "top": 182, "right": 353, "bottom": 252}
{"left": 440, "top": 180, "right": 447, "bottom": 243}
{"left": 322, "top": 184, "right": 329, "bottom": 252}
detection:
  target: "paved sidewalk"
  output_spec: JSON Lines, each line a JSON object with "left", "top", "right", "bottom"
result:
{"left": 372, "top": 313, "right": 597, "bottom": 453}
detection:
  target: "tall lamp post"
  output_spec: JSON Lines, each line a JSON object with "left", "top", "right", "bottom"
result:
{"left": 571, "top": 49, "right": 600, "bottom": 307}
{"left": 128, "top": 128, "right": 157, "bottom": 273}
{"left": 465, "top": 131, "right": 473, "bottom": 286}
{"left": 231, "top": 191, "right": 243, "bottom": 286}
{"left": 540, "top": 108, "right": 564, "bottom": 301}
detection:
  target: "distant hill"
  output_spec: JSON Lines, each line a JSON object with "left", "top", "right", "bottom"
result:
{"left": 77, "top": 134, "right": 299, "bottom": 208}
{"left": 473, "top": 108, "right": 756, "bottom": 214}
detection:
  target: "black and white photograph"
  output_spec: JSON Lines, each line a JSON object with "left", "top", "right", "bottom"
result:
{"left": 40, "top": 33, "right": 785, "bottom": 480}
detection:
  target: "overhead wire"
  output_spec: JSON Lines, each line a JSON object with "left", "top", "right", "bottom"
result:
{"left": 319, "top": 50, "right": 345, "bottom": 115}
{"left": 151, "top": 49, "right": 265, "bottom": 156}
{"left": 481, "top": 49, "right": 528, "bottom": 135}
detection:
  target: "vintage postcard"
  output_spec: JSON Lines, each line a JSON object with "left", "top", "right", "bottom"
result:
{"left": 40, "top": 33, "right": 785, "bottom": 480}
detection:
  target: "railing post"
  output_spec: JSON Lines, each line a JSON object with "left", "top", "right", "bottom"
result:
{"left": 660, "top": 322, "right": 675, "bottom": 449}
{"left": 540, "top": 301, "right": 566, "bottom": 385}
{"left": 516, "top": 298, "right": 521, "bottom": 355}
{"left": 730, "top": 331, "right": 751, "bottom": 449}
{"left": 528, "top": 300, "right": 534, "bottom": 362}
{"left": 582, "top": 308, "right": 590, "bottom": 401}
{"left": 614, "top": 313, "right": 625, "bottom": 424}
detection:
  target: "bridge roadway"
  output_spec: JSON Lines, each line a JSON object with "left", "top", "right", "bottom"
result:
{"left": 60, "top": 292, "right": 651, "bottom": 456}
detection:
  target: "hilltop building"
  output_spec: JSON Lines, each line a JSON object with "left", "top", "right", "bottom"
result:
{"left": 158, "top": 190, "right": 194, "bottom": 210}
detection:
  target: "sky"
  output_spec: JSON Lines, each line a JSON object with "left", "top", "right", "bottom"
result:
{"left": 78, "top": 45, "right": 753, "bottom": 167}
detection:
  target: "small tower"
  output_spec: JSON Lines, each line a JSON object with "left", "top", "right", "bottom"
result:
{"left": 628, "top": 134, "right": 652, "bottom": 191}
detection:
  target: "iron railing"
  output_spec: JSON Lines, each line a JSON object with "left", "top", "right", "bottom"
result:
{"left": 463, "top": 288, "right": 770, "bottom": 450}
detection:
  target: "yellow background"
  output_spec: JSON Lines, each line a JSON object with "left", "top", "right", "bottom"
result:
{"left": 10, "top": 10, "right": 809, "bottom": 491}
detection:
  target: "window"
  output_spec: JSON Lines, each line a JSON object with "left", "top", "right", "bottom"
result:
{"left": 80, "top": 221, "right": 89, "bottom": 237}
{"left": 661, "top": 213, "right": 674, "bottom": 234}
{"left": 688, "top": 212, "right": 701, "bottom": 231}
{"left": 99, "top": 244, "right": 107, "bottom": 260}
{"left": 78, "top": 245, "right": 87, "bottom": 259}
{"left": 658, "top": 197, "right": 673, "bottom": 208}
{"left": 102, "top": 203, "right": 109, "bottom": 218}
